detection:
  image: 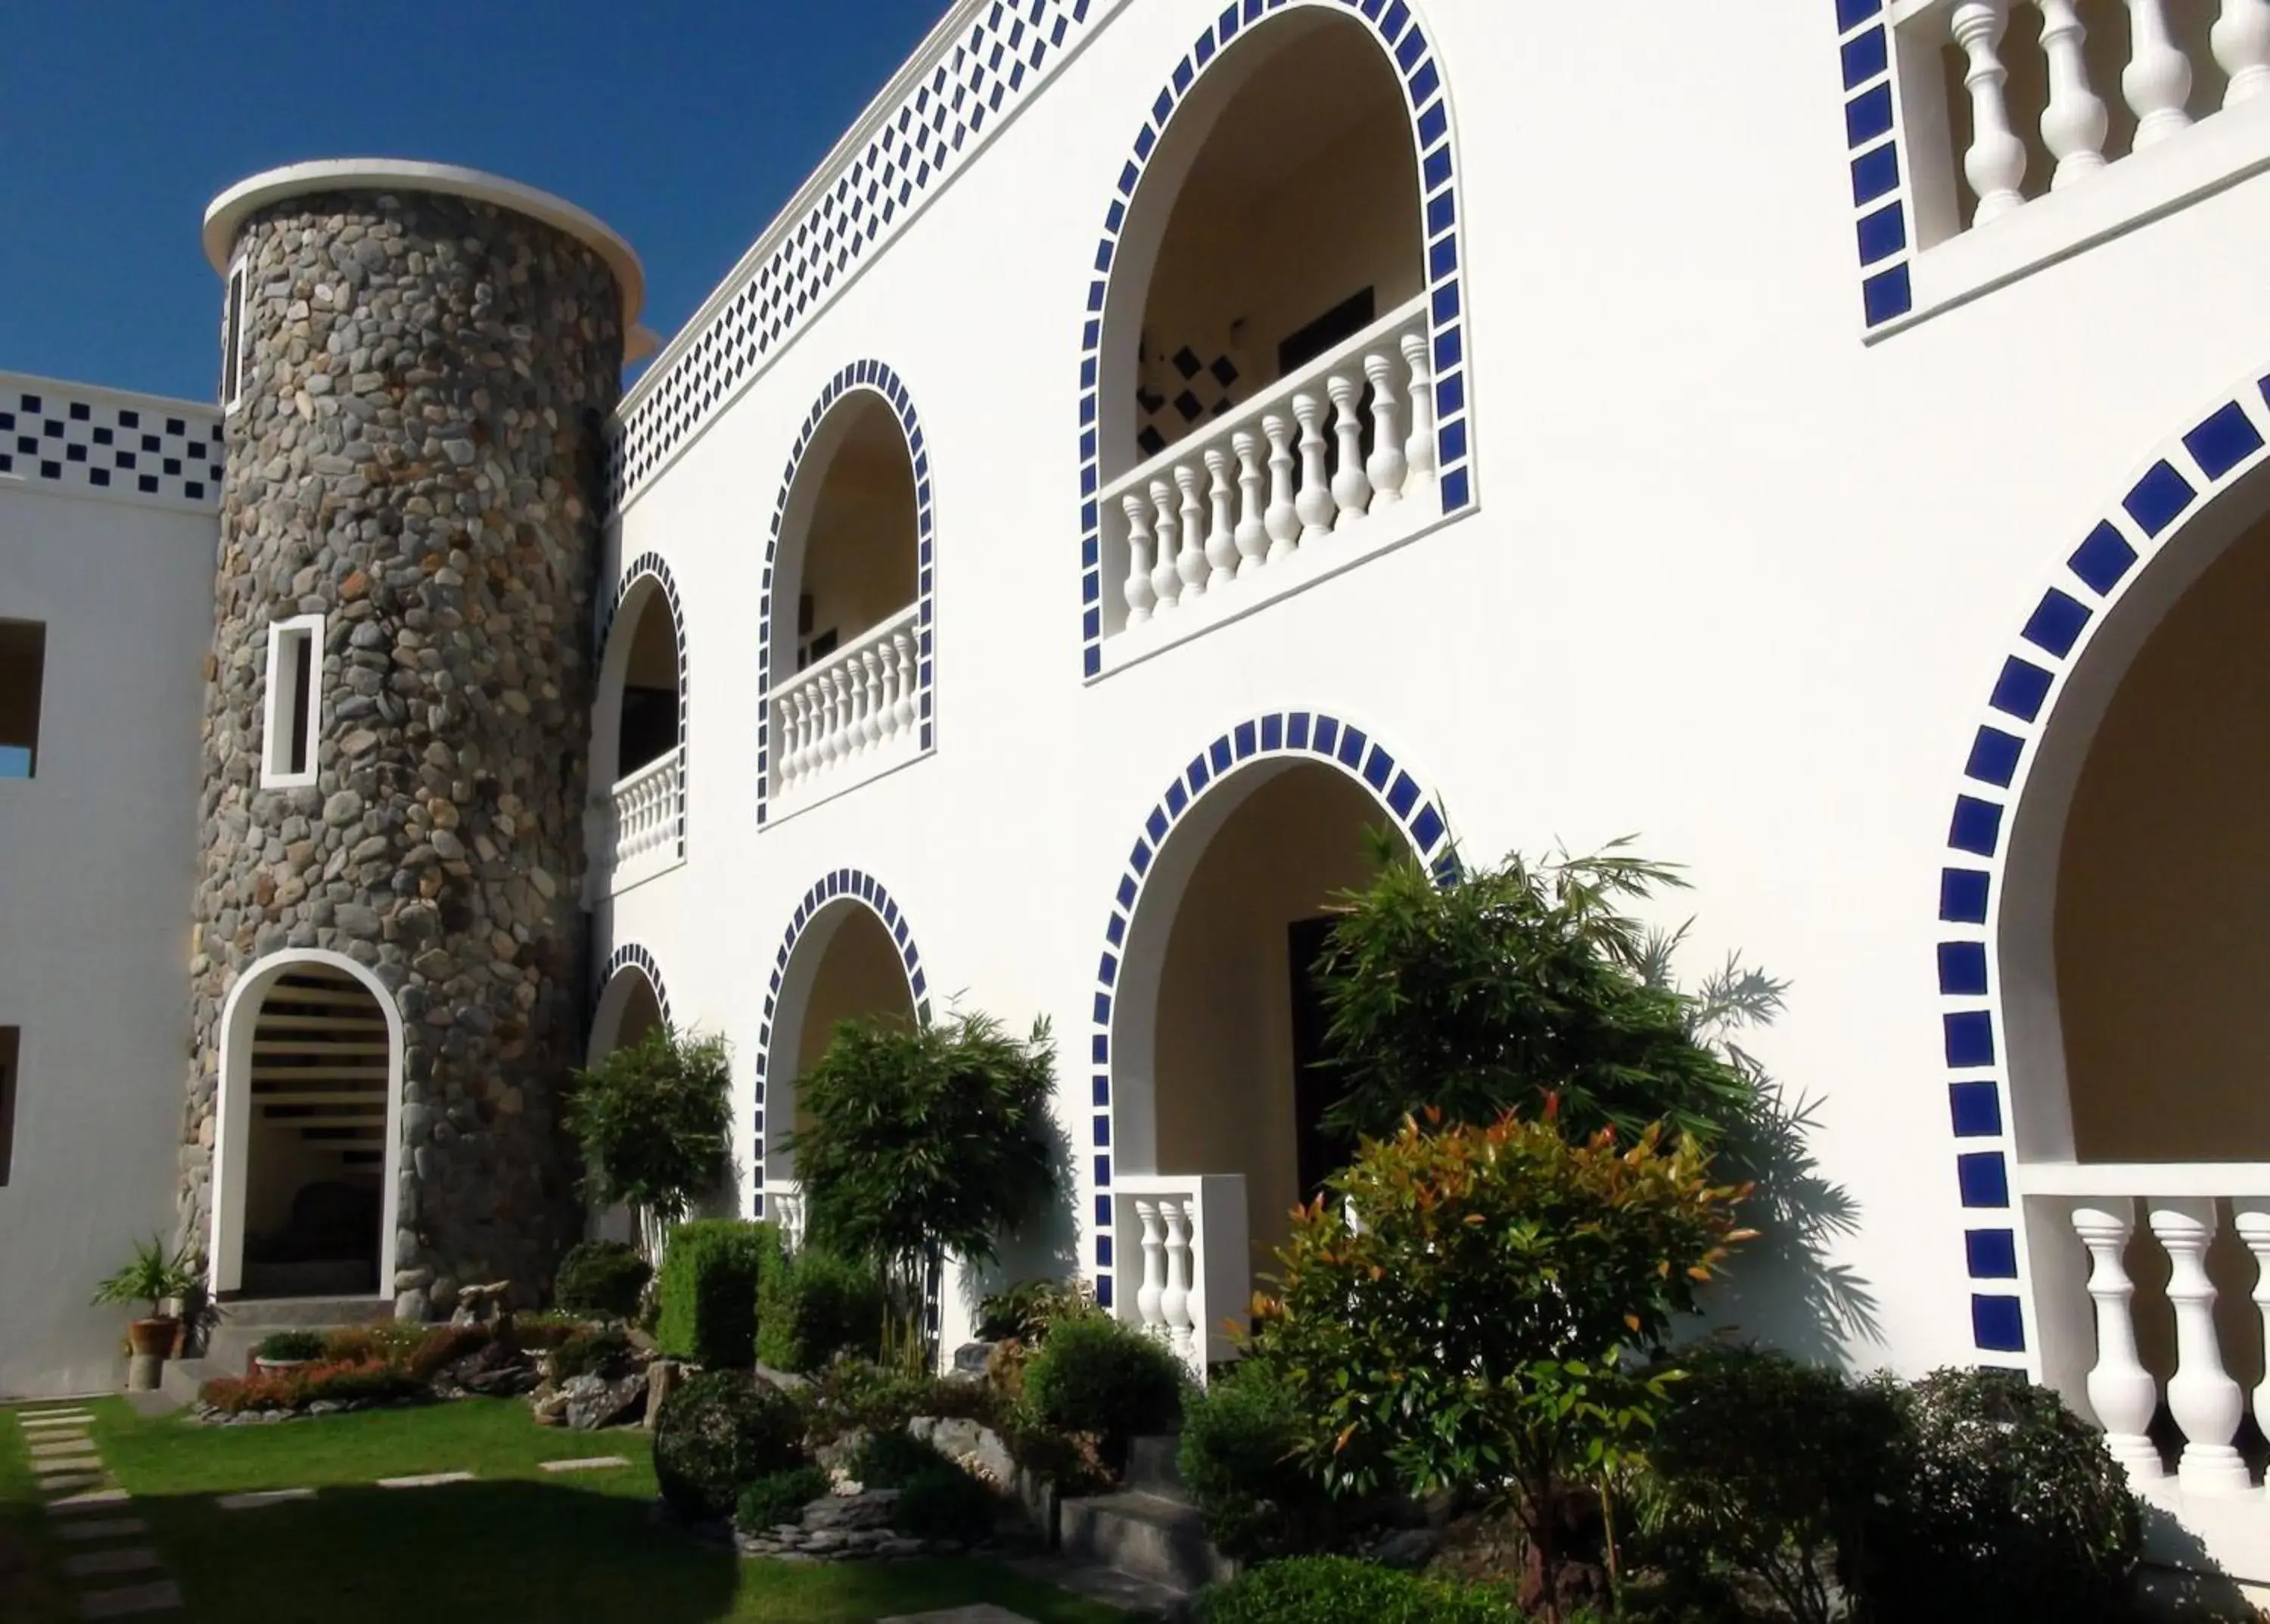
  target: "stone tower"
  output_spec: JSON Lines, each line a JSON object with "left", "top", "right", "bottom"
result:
{"left": 180, "top": 162, "right": 642, "bottom": 1318}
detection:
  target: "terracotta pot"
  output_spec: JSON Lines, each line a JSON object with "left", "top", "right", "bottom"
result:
{"left": 126, "top": 1318, "right": 178, "bottom": 1358}
{"left": 253, "top": 1357, "right": 309, "bottom": 1376}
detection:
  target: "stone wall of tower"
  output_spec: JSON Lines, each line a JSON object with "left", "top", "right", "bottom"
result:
{"left": 179, "top": 188, "right": 622, "bottom": 1316}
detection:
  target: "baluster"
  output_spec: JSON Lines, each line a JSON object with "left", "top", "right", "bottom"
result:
{"left": 792, "top": 689, "right": 816, "bottom": 782}
{"left": 772, "top": 696, "right": 793, "bottom": 787}
{"left": 2071, "top": 1203, "right": 2165, "bottom": 1480}
{"left": 1262, "top": 414, "right": 1300, "bottom": 562}
{"left": 1122, "top": 493, "right": 1157, "bottom": 626}
{"left": 2035, "top": 1, "right": 2109, "bottom": 188}
{"left": 1203, "top": 449, "right": 1239, "bottom": 590}
{"left": 2123, "top": 0, "right": 2195, "bottom": 149}
{"left": 873, "top": 645, "right": 900, "bottom": 745}
{"left": 892, "top": 629, "right": 916, "bottom": 736}
{"left": 1951, "top": 4, "right": 2029, "bottom": 225}
{"left": 2148, "top": 1199, "right": 2252, "bottom": 1494}
{"left": 844, "top": 663, "right": 869, "bottom": 758}
{"left": 1149, "top": 479, "right": 1183, "bottom": 613}
{"left": 1175, "top": 464, "right": 1208, "bottom": 602}
{"left": 1327, "top": 372, "right": 1372, "bottom": 528}
{"left": 1293, "top": 393, "right": 1335, "bottom": 543}
{"left": 1366, "top": 351, "right": 1407, "bottom": 506}
{"left": 1134, "top": 1199, "right": 1168, "bottom": 1342}
{"left": 1161, "top": 1199, "right": 1196, "bottom": 1366}
{"left": 1400, "top": 332, "right": 1438, "bottom": 493}
{"left": 2216, "top": 0, "right": 2270, "bottom": 106}
{"left": 829, "top": 667, "right": 854, "bottom": 768}
{"left": 2235, "top": 1202, "right": 2270, "bottom": 1462}
{"left": 860, "top": 646, "right": 885, "bottom": 750}
{"left": 1232, "top": 431, "right": 1268, "bottom": 576}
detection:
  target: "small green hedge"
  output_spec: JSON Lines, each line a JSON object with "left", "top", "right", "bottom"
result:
{"left": 1199, "top": 1557, "right": 1521, "bottom": 1624}
{"left": 1022, "top": 1311, "right": 1185, "bottom": 1451}
{"left": 653, "top": 1370, "right": 807, "bottom": 1522}
{"left": 550, "top": 1326, "right": 634, "bottom": 1381}
{"left": 757, "top": 1245, "right": 885, "bottom": 1372}
{"left": 1179, "top": 1362, "right": 1336, "bottom": 1562}
{"left": 655, "top": 1220, "right": 779, "bottom": 1368}
{"left": 735, "top": 1464, "right": 831, "bottom": 1532}
{"left": 555, "top": 1238, "right": 652, "bottom": 1319}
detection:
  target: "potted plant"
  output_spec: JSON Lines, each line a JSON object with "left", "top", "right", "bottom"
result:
{"left": 253, "top": 1330, "right": 325, "bottom": 1374}
{"left": 93, "top": 1236, "right": 200, "bottom": 1389}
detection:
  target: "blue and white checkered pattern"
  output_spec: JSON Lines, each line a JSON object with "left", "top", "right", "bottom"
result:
{"left": 751, "top": 869, "right": 934, "bottom": 1217}
{"left": 1084, "top": 709, "right": 1456, "bottom": 1308}
{"left": 599, "top": 553, "right": 690, "bottom": 865}
{"left": 1936, "top": 377, "right": 2270, "bottom": 1360}
{"left": 1833, "top": 0, "right": 1915, "bottom": 330}
{"left": 757, "top": 361, "right": 937, "bottom": 826}
{"left": 608, "top": 0, "right": 1101, "bottom": 512}
{"left": 0, "top": 382, "right": 222, "bottom": 512}
{"left": 1076, "top": 0, "right": 1474, "bottom": 679}
{"left": 597, "top": 941, "right": 674, "bottom": 1031}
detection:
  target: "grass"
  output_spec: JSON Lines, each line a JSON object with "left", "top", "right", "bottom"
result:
{"left": 0, "top": 1404, "right": 73, "bottom": 1624}
{"left": 1, "top": 1395, "right": 1125, "bottom": 1624}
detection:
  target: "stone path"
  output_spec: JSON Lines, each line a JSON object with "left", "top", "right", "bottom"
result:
{"left": 13, "top": 1404, "right": 181, "bottom": 1618}
{"left": 878, "top": 1608, "right": 1040, "bottom": 1623}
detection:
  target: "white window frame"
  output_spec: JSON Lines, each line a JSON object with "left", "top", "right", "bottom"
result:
{"left": 262, "top": 614, "right": 325, "bottom": 789}
{"left": 222, "top": 255, "right": 250, "bottom": 413}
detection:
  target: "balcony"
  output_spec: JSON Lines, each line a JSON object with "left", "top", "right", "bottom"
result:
{"left": 1880, "top": 0, "right": 2270, "bottom": 326}
{"left": 770, "top": 604, "right": 922, "bottom": 817}
{"left": 597, "top": 750, "right": 684, "bottom": 894}
{"left": 1096, "top": 295, "right": 1441, "bottom": 670}
{"left": 1110, "top": 1174, "right": 1251, "bottom": 1380}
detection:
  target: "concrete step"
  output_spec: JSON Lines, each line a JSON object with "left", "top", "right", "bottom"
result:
{"left": 1124, "top": 1435, "right": 1192, "bottom": 1504}
{"left": 1059, "top": 1490, "right": 1233, "bottom": 1596}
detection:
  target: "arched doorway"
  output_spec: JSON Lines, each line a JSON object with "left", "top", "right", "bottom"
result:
{"left": 210, "top": 951, "right": 403, "bottom": 1300}
{"left": 761, "top": 367, "right": 933, "bottom": 819}
{"left": 592, "top": 561, "right": 686, "bottom": 893}
{"left": 583, "top": 947, "right": 673, "bottom": 1245}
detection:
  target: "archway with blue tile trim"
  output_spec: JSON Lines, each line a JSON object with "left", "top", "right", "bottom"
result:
{"left": 590, "top": 941, "right": 673, "bottom": 1063}
{"left": 594, "top": 554, "right": 689, "bottom": 861}
{"left": 757, "top": 362, "right": 937, "bottom": 824}
{"left": 751, "top": 870, "right": 934, "bottom": 1218}
{"left": 1934, "top": 375, "right": 2270, "bottom": 1374}
{"left": 1084, "top": 709, "right": 1456, "bottom": 1311}
{"left": 1075, "top": 0, "right": 1473, "bottom": 679}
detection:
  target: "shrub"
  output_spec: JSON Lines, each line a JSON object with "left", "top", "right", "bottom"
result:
{"left": 801, "top": 1355, "right": 1001, "bottom": 1444}
{"left": 1642, "top": 1344, "right": 1902, "bottom": 1624}
{"left": 552, "top": 1326, "right": 635, "bottom": 1381}
{"left": 555, "top": 1239, "right": 652, "bottom": 1320}
{"left": 653, "top": 1370, "right": 809, "bottom": 1523}
{"left": 201, "top": 1358, "right": 421, "bottom": 1414}
{"left": 1198, "top": 1557, "right": 1523, "bottom": 1624}
{"left": 735, "top": 1464, "right": 831, "bottom": 1532}
{"left": 253, "top": 1330, "right": 325, "bottom": 1362}
{"left": 895, "top": 1461, "right": 1000, "bottom": 1544}
{"left": 655, "top": 1220, "right": 778, "bottom": 1369}
{"left": 514, "top": 1310, "right": 587, "bottom": 1349}
{"left": 565, "top": 1027, "right": 733, "bottom": 1258}
{"left": 849, "top": 1428, "right": 953, "bottom": 1489}
{"left": 319, "top": 1322, "right": 427, "bottom": 1364}
{"left": 757, "top": 1246, "right": 885, "bottom": 1373}
{"left": 1178, "top": 1363, "right": 1335, "bottom": 1563}
{"left": 975, "top": 1277, "right": 1093, "bottom": 1343}
{"left": 401, "top": 1325, "right": 489, "bottom": 1383}
{"left": 1850, "top": 1367, "right": 2141, "bottom": 1624}
{"left": 1021, "top": 1311, "right": 1185, "bottom": 1456}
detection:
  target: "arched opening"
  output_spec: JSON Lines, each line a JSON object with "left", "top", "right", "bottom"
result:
{"left": 766, "top": 387, "right": 924, "bottom": 809}
{"left": 591, "top": 569, "right": 686, "bottom": 891}
{"left": 212, "top": 954, "right": 402, "bottom": 1300}
{"left": 589, "top": 963, "right": 667, "bottom": 1066}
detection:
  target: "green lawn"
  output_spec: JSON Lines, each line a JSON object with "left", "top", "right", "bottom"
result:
{"left": 1, "top": 1397, "right": 1127, "bottom": 1624}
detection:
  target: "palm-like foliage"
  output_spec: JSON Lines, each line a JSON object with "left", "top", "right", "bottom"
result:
{"left": 565, "top": 1026, "right": 734, "bottom": 1262}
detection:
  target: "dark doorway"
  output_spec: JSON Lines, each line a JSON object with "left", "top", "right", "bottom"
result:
{"left": 1287, "top": 915, "right": 1356, "bottom": 1201}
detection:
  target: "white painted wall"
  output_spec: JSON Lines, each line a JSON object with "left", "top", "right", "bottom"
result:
{"left": 0, "top": 420, "right": 214, "bottom": 1397}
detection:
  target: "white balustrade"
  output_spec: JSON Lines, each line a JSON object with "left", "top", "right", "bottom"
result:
{"left": 1953, "top": 2, "right": 2029, "bottom": 224}
{"left": 763, "top": 1181, "right": 808, "bottom": 1253}
{"left": 599, "top": 748, "right": 684, "bottom": 892}
{"left": 2070, "top": 1202, "right": 2164, "bottom": 1479}
{"left": 1103, "top": 297, "right": 1436, "bottom": 641}
{"left": 1112, "top": 1174, "right": 1251, "bottom": 1382}
{"left": 771, "top": 603, "right": 922, "bottom": 807}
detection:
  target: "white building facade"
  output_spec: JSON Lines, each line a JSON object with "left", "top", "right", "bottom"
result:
{"left": 10, "top": 0, "right": 2270, "bottom": 1579}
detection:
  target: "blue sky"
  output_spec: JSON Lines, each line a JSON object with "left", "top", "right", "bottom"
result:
{"left": 1, "top": 1, "right": 950, "bottom": 403}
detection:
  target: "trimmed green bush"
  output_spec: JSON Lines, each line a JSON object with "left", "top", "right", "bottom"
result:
{"left": 735, "top": 1464, "right": 831, "bottom": 1532}
{"left": 253, "top": 1330, "right": 325, "bottom": 1362}
{"left": 894, "top": 1461, "right": 1000, "bottom": 1544}
{"left": 757, "top": 1246, "right": 885, "bottom": 1373}
{"left": 975, "top": 1277, "right": 1092, "bottom": 1343}
{"left": 1022, "top": 1311, "right": 1185, "bottom": 1453}
{"left": 1179, "top": 1362, "right": 1335, "bottom": 1563}
{"left": 555, "top": 1239, "right": 652, "bottom": 1319}
{"left": 848, "top": 1429, "right": 952, "bottom": 1489}
{"left": 655, "top": 1219, "right": 778, "bottom": 1369}
{"left": 652, "top": 1370, "right": 807, "bottom": 1523}
{"left": 550, "top": 1326, "right": 634, "bottom": 1381}
{"left": 1198, "top": 1557, "right": 1522, "bottom": 1624}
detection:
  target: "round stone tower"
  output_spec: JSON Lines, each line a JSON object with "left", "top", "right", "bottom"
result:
{"left": 180, "top": 161, "right": 642, "bottom": 1318}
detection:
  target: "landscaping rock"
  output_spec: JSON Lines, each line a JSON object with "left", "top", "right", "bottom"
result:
{"left": 643, "top": 1358, "right": 682, "bottom": 1430}
{"left": 561, "top": 1370, "right": 648, "bottom": 1431}
{"left": 1370, "top": 1527, "right": 1442, "bottom": 1570}
{"left": 952, "top": 1340, "right": 996, "bottom": 1377}
{"left": 909, "top": 1415, "right": 1018, "bottom": 1489}
{"left": 802, "top": 1489, "right": 900, "bottom": 1533}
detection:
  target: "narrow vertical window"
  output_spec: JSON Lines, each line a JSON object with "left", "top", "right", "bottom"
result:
{"left": 0, "top": 618, "right": 45, "bottom": 779}
{"left": 262, "top": 615, "right": 323, "bottom": 787}
{"left": 223, "top": 260, "right": 247, "bottom": 412}
{"left": 0, "top": 1026, "right": 17, "bottom": 1186}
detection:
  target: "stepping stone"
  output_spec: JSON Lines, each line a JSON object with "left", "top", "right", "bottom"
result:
{"left": 48, "top": 1488, "right": 132, "bottom": 1513}
{"left": 218, "top": 1488, "right": 316, "bottom": 1510}
{"left": 75, "top": 1579, "right": 182, "bottom": 1618}
{"left": 64, "top": 1547, "right": 163, "bottom": 1579}
{"left": 22, "top": 1411, "right": 96, "bottom": 1426}
{"left": 56, "top": 1517, "right": 148, "bottom": 1542}
{"left": 32, "top": 1439, "right": 100, "bottom": 1458}
{"left": 39, "top": 1471, "right": 106, "bottom": 1494}
{"left": 33, "top": 1449, "right": 101, "bottom": 1469}
{"left": 376, "top": 1471, "right": 473, "bottom": 1489}
{"left": 536, "top": 1456, "right": 630, "bottom": 1473}
{"left": 878, "top": 1610, "right": 1040, "bottom": 1624}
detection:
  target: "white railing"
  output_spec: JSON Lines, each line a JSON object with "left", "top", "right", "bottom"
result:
{"left": 1099, "top": 296, "right": 1437, "bottom": 642}
{"left": 1111, "top": 1174, "right": 1249, "bottom": 1382}
{"left": 771, "top": 603, "right": 921, "bottom": 810}
{"left": 599, "top": 749, "right": 683, "bottom": 892}
{"left": 1905, "top": 0, "right": 2270, "bottom": 233}
{"left": 762, "top": 1180, "right": 807, "bottom": 1253}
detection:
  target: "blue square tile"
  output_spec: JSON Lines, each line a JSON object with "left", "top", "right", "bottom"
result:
{"left": 1851, "top": 142, "right": 1900, "bottom": 205}
{"left": 1096, "top": 1274, "right": 1114, "bottom": 1310}
{"left": 1845, "top": 82, "right": 1894, "bottom": 147}
{"left": 1957, "top": 1151, "right": 2010, "bottom": 1208}
{"left": 1938, "top": 941, "right": 1989, "bottom": 996}
{"left": 1945, "top": 1009, "right": 1996, "bottom": 1068}
{"left": 2021, "top": 589, "right": 2091, "bottom": 658}
{"left": 1966, "top": 726, "right": 2023, "bottom": 788}
{"left": 1948, "top": 795, "right": 2003, "bottom": 857}
{"left": 1989, "top": 657, "right": 2054, "bottom": 722}
{"left": 1856, "top": 201, "right": 1905, "bottom": 265}
{"left": 1836, "top": 0, "right": 1882, "bottom": 28}
{"left": 2124, "top": 460, "right": 2195, "bottom": 537}
{"left": 1093, "top": 1075, "right": 1110, "bottom": 1107}
{"left": 2067, "top": 521, "right": 2138, "bottom": 596}
{"left": 1966, "top": 1228, "right": 2018, "bottom": 1278}
{"left": 1862, "top": 263, "right": 1912, "bottom": 325}
{"left": 1842, "top": 24, "right": 1888, "bottom": 88}
{"left": 1972, "top": 1294, "right": 2026, "bottom": 1352}
{"left": 1949, "top": 1080, "right": 2004, "bottom": 1137}
{"left": 1940, "top": 867, "right": 1989, "bottom": 925}
{"left": 1410, "top": 804, "right": 1447, "bottom": 854}
{"left": 2185, "top": 401, "right": 2262, "bottom": 481}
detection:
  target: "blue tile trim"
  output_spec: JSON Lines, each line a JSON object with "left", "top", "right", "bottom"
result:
{"left": 598, "top": 554, "right": 690, "bottom": 863}
{"left": 594, "top": 941, "right": 674, "bottom": 1031}
{"left": 1833, "top": 0, "right": 1911, "bottom": 328}
{"left": 749, "top": 870, "right": 933, "bottom": 1218}
{"left": 1076, "top": 0, "right": 1474, "bottom": 676}
{"left": 757, "top": 362, "right": 938, "bottom": 826}
{"left": 1933, "top": 381, "right": 2270, "bottom": 1359}
{"left": 1084, "top": 709, "right": 1457, "bottom": 1305}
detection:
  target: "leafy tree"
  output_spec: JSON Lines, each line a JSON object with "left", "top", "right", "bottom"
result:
{"left": 789, "top": 1012, "right": 1059, "bottom": 1366}
{"left": 565, "top": 1026, "right": 732, "bottom": 1262}
{"left": 1247, "top": 1107, "right": 1752, "bottom": 1624}
{"left": 1314, "top": 838, "right": 1755, "bottom": 1149}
